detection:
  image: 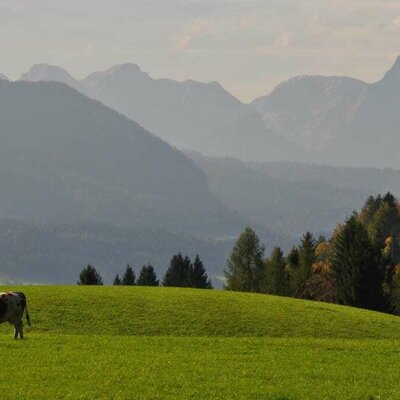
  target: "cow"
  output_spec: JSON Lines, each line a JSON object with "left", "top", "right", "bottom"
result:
{"left": 0, "top": 292, "right": 31, "bottom": 339}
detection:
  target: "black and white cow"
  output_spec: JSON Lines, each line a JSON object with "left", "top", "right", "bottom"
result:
{"left": 0, "top": 292, "right": 31, "bottom": 339}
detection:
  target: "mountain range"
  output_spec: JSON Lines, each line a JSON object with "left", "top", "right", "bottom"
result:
{"left": 18, "top": 56, "right": 400, "bottom": 168}
{"left": 3, "top": 58, "right": 400, "bottom": 283}
{"left": 0, "top": 79, "right": 288, "bottom": 283}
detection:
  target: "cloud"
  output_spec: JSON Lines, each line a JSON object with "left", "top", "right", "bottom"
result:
{"left": 176, "top": 19, "right": 211, "bottom": 50}
{"left": 391, "top": 15, "right": 400, "bottom": 29}
{"left": 275, "top": 33, "right": 291, "bottom": 48}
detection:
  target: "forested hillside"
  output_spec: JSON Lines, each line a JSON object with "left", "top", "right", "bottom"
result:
{"left": 226, "top": 193, "right": 400, "bottom": 315}
{"left": 189, "top": 153, "right": 400, "bottom": 236}
{"left": 0, "top": 80, "right": 288, "bottom": 283}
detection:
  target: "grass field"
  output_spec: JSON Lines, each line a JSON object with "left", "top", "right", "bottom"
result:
{"left": 1, "top": 286, "right": 400, "bottom": 399}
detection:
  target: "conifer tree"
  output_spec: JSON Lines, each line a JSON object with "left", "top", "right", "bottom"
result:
{"left": 113, "top": 274, "right": 122, "bottom": 286}
{"left": 225, "top": 227, "right": 265, "bottom": 292}
{"left": 333, "top": 214, "right": 384, "bottom": 310}
{"left": 189, "top": 255, "right": 213, "bottom": 289}
{"left": 137, "top": 265, "right": 159, "bottom": 286}
{"left": 78, "top": 265, "right": 103, "bottom": 285}
{"left": 264, "top": 247, "right": 287, "bottom": 295}
{"left": 286, "top": 247, "right": 300, "bottom": 296}
{"left": 122, "top": 264, "right": 136, "bottom": 286}
{"left": 163, "top": 253, "right": 191, "bottom": 287}
{"left": 291, "top": 232, "right": 316, "bottom": 297}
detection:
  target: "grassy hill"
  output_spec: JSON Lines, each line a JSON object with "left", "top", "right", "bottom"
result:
{"left": 1, "top": 286, "right": 400, "bottom": 338}
{"left": 1, "top": 286, "right": 399, "bottom": 399}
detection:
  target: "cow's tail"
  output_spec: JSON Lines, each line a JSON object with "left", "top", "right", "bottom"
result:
{"left": 18, "top": 292, "right": 31, "bottom": 327}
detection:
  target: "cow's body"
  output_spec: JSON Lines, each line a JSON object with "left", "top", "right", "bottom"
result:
{"left": 0, "top": 292, "right": 31, "bottom": 339}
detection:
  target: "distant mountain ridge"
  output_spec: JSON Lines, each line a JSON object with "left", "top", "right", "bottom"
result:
{"left": 0, "top": 73, "right": 8, "bottom": 80}
{"left": 20, "top": 57, "right": 400, "bottom": 168}
{"left": 252, "top": 56, "right": 400, "bottom": 168}
{"left": 20, "top": 63, "right": 295, "bottom": 162}
{"left": 252, "top": 76, "right": 368, "bottom": 150}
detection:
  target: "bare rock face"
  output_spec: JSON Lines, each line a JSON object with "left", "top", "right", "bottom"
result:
{"left": 252, "top": 76, "right": 368, "bottom": 150}
{"left": 251, "top": 56, "right": 400, "bottom": 168}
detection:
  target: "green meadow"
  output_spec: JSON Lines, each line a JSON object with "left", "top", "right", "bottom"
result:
{"left": 1, "top": 286, "right": 400, "bottom": 399}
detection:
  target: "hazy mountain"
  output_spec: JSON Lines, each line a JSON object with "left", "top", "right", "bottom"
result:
{"left": 252, "top": 76, "right": 368, "bottom": 151}
{"left": 0, "top": 73, "right": 8, "bottom": 81}
{"left": 189, "top": 152, "right": 400, "bottom": 236}
{"left": 0, "top": 80, "right": 289, "bottom": 282}
{"left": 252, "top": 56, "right": 400, "bottom": 168}
{"left": 22, "top": 58, "right": 400, "bottom": 168}
{"left": 21, "top": 64, "right": 83, "bottom": 92}
{"left": 0, "top": 220, "right": 233, "bottom": 284}
{"left": 21, "top": 63, "right": 295, "bottom": 162}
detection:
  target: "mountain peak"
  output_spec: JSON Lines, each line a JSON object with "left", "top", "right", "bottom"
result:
{"left": 392, "top": 55, "right": 400, "bottom": 70}
{"left": 21, "top": 64, "right": 74, "bottom": 81}
{"left": 20, "top": 64, "right": 82, "bottom": 91}
{"left": 83, "top": 63, "right": 152, "bottom": 85}
{"left": 380, "top": 56, "right": 400, "bottom": 85}
{"left": 109, "top": 63, "right": 142, "bottom": 74}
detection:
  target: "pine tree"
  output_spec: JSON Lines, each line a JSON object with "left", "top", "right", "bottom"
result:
{"left": 113, "top": 274, "right": 122, "bottom": 285}
{"left": 78, "top": 265, "right": 103, "bottom": 285}
{"left": 137, "top": 265, "right": 159, "bottom": 286}
{"left": 122, "top": 265, "right": 136, "bottom": 286}
{"left": 264, "top": 247, "right": 287, "bottom": 295}
{"left": 189, "top": 255, "right": 213, "bottom": 289}
{"left": 163, "top": 253, "right": 191, "bottom": 287}
{"left": 333, "top": 215, "right": 384, "bottom": 310}
{"left": 286, "top": 247, "right": 300, "bottom": 296}
{"left": 224, "top": 227, "right": 265, "bottom": 292}
{"left": 291, "top": 232, "right": 316, "bottom": 297}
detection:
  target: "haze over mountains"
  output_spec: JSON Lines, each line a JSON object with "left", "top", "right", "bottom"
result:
{"left": 19, "top": 56, "right": 400, "bottom": 168}
{"left": 3, "top": 57, "right": 400, "bottom": 283}
{"left": 189, "top": 153, "right": 400, "bottom": 237}
{"left": 252, "top": 56, "right": 400, "bottom": 168}
{"left": 21, "top": 63, "right": 292, "bottom": 162}
{"left": 0, "top": 79, "right": 287, "bottom": 283}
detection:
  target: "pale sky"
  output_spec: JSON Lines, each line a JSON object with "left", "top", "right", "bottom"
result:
{"left": 1, "top": 0, "right": 400, "bottom": 102}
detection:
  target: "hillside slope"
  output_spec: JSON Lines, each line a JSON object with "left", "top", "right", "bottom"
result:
{"left": 0, "top": 80, "right": 227, "bottom": 233}
{"left": 2, "top": 286, "right": 400, "bottom": 339}
{"left": 1, "top": 80, "right": 289, "bottom": 282}
{"left": 189, "top": 153, "right": 400, "bottom": 236}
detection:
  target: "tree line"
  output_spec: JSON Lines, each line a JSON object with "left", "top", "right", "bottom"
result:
{"left": 225, "top": 192, "right": 400, "bottom": 315}
{"left": 78, "top": 253, "right": 212, "bottom": 289}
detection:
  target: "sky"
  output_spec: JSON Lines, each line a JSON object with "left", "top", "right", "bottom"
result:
{"left": 1, "top": 0, "right": 400, "bottom": 102}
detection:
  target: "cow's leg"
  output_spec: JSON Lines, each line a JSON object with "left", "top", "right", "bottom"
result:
{"left": 13, "top": 323, "right": 18, "bottom": 339}
{"left": 13, "top": 320, "right": 23, "bottom": 339}
{"left": 19, "top": 322, "right": 24, "bottom": 339}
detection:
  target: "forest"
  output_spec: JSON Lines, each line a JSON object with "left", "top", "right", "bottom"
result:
{"left": 225, "top": 193, "right": 400, "bottom": 315}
